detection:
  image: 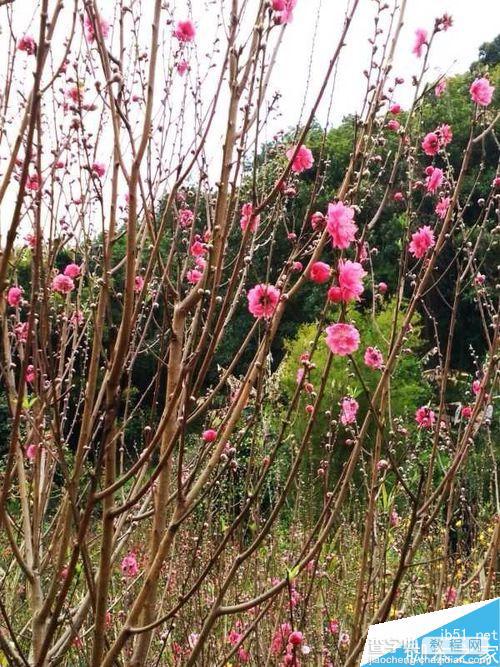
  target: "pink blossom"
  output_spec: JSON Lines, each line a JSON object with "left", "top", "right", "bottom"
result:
{"left": 25, "top": 234, "right": 37, "bottom": 249}
{"left": 309, "top": 261, "right": 331, "bottom": 284}
{"left": 64, "top": 263, "right": 81, "bottom": 279}
{"left": 238, "top": 647, "right": 250, "bottom": 663}
{"left": 327, "top": 286, "right": 342, "bottom": 303}
{"left": 15, "top": 322, "right": 29, "bottom": 342}
{"left": 409, "top": 225, "right": 435, "bottom": 259}
{"left": 435, "top": 197, "right": 450, "bottom": 220}
{"left": 52, "top": 274, "right": 75, "bottom": 294}
{"left": 436, "top": 124, "right": 452, "bottom": 146}
{"left": 387, "top": 119, "right": 400, "bottom": 132}
{"left": 326, "top": 202, "right": 357, "bottom": 249}
{"left": 310, "top": 211, "right": 325, "bottom": 230}
{"left": 435, "top": 79, "right": 447, "bottom": 97}
{"left": 337, "top": 260, "right": 366, "bottom": 302}
{"left": 461, "top": 406, "right": 472, "bottom": 419}
{"left": 415, "top": 406, "right": 436, "bottom": 429}
{"left": 474, "top": 273, "right": 485, "bottom": 286}
{"left": 289, "top": 631, "right": 303, "bottom": 646}
{"left": 174, "top": 20, "right": 196, "bottom": 43}
{"left": 202, "top": 429, "right": 217, "bottom": 442}
{"left": 17, "top": 35, "right": 36, "bottom": 55}
{"left": 472, "top": 380, "right": 481, "bottom": 395}
{"left": 426, "top": 167, "right": 444, "bottom": 193}
{"left": 422, "top": 132, "right": 439, "bottom": 156}
{"left": 470, "top": 77, "right": 495, "bottom": 106}
{"left": 92, "top": 161, "right": 106, "bottom": 178}
{"left": 134, "top": 276, "right": 144, "bottom": 292}
{"left": 412, "top": 28, "right": 428, "bottom": 58}
{"left": 325, "top": 323, "right": 360, "bottom": 356}
{"left": 273, "top": 0, "right": 297, "bottom": 24}
{"left": 176, "top": 59, "right": 189, "bottom": 76}
{"left": 393, "top": 192, "right": 404, "bottom": 202}
{"left": 340, "top": 397, "right": 359, "bottom": 425}
{"left": 25, "top": 444, "right": 38, "bottom": 460}
{"left": 26, "top": 173, "right": 40, "bottom": 191}
{"left": 328, "top": 619, "right": 340, "bottom": 635}
{"left": 25, "top": 365, "right": 35, "bottom": 383}
{"left": 378, "top": 281, "right": 388, "bottom": 294}
{"left": 271, "top": 622, "right": 292, "bottom": 655}
{"left": 438, "top": 13, "right": 453, "bottom": 31}
{"left": 179, "top": 208, "right": 194, "bottom": 228}
{"left": 7, "top": 286, "right": 22, "bottom": 307}
{"left": 190, "top": 240, "right": 206, "bottom": 257}
{"left": 66, "top": 85, "right": 83, "bottom": 104}
{"left": 240, "top": 202, "right": 260, "bottom": 232}
{"left": 390, "top": 103, "right": 401, "bottom": 114}
{"left": 84, "top": 14, "right": 110, "bottom": 42}
{"left": 186, "top": 269, "right": 202, "bottom": 284}
{"left": 364, "top": 346, "right": 383, "bottom": 370}
{"left": 493, "top": 176, "right": 500, "bottom": 189}
{"left": 389, "top": 508, "right": 400, "bottom": 527}
{"left": 71, "top": 310, "right": 84, "bottom": 327}
{"left": 444, "top": 586, "right": 457, "bottom": 606}
{"left": 292, "top": 261, "right": 303, "bottom": 272}
{"left": 120, "top": 552, "right": 139, "bottom": 577}
{"left": 339, "top": 632, "right": 351, "bottom": 646}
{"left": 286, "top": 144, "right": 314, "bottom": 174}
{"left": 247, "top": 284, "right": 280, "bottom": 319}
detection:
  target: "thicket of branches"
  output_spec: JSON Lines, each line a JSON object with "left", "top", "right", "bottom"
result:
{"left": 0, "top": 1, "right": 498, "bottom": 666}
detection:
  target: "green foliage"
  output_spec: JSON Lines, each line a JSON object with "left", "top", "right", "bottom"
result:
{"left": 279, "top": 299, "right": 431, "bottom": 433}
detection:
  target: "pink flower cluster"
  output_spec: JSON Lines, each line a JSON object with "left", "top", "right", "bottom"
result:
{"left": 327, "top": 260, "right": 366, "bottom": 303}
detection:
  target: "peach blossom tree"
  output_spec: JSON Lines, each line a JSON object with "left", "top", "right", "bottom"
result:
{"left": 0, "top": 1, "right": 498, "bottom": 666}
